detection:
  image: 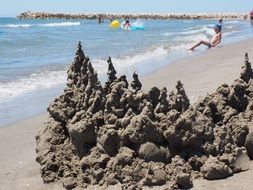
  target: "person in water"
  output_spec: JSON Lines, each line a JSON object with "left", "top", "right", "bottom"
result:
{"left": 188, "top": 24, "right": 222, "bottom": 51}
{"left": 124, "top": 20, "right": 131, "bottom": 30}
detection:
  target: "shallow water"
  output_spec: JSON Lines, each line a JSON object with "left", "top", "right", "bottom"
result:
{"left": 0, "top": 18, "right": 253, "bottom": 126}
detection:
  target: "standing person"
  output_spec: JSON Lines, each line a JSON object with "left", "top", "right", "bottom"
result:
{"left": 98, "top": 15, "right": 103, "bottom": 24}
{"left": 250, "top": 10, "right": 253, "bottom": 26}
{"left": 188, "top": 24, "right": 222, "bottom": 51}
{"left": 250, "top": 9, "right": 253, "bottom": 20}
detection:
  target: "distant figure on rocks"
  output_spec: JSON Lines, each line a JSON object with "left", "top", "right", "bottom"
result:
{"left": 188, "top": 24, "right": 222, "bottom": 51}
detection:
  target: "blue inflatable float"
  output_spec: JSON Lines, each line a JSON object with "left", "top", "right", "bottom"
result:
{"left": 130, "top": 25, "right": 145, "bottom": 31}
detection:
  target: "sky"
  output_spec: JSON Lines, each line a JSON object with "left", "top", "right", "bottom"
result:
{"left": 1, "top": 0, "right": 252, "bottom": 17}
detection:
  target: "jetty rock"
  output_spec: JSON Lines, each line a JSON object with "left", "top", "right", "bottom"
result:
{"left": 17, "top": 11, "right": 247, "bottom": 20}
{"left": 36, "top": 42, "right": 253, "bottom": 189}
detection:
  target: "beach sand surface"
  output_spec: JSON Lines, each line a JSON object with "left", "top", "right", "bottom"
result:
{"left": 0, "top": 114, "right": 64, "bottom": 190}
{"left": 1, "top": 39, "right": 253, "bottom": 190}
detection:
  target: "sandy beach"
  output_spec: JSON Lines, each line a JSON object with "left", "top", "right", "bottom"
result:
{"left": 1, "top": 38, "right": 253, "bottom": 190}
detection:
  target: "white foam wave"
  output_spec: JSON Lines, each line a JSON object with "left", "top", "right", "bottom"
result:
{"left": 184, "top": 24, "right": 213, "bottom": 31}
{"left": 163, "top": 32, "right": 174, "bottom": 36}
{"left": 175, "top": 33, "right": 208, "bottom": 42}
{"left": 132, "top": 20, "right": 144, "bottom": 26}
{"left": 222, "top": 31, "right": 238, "bottom": 37}
{"left": 0, "top": 24, "right": 32, "bottom": 28}
{"left": 115, "top": 46, "right": 167, "bottom": 65}
{"left": 0, "top": 47, "right": 168, "bottom": 101}
{"left": 39, "top": 22, "right": 81, "bottom": 27}
{"left": 0, "top": 22, "right": 81, "bottom": 29}
{"left": 170, "top": 33, "right": 209, "bottom": 50}
{"left": 224, "top": 20, "right": 240, "bottom": 24}
{"left": 0, "top": 70, "right": 66, "bottom": 101}
{"left": 92, "top": 46, "right": 168, "bottom": 75}
{"left": 163, "top": 25, "right": 215, "bottom": 39}
{"left": 182, "top": 26, "right": 215, "bottom": 36}
{"left": 170, "top": 43, "right": 193, "bottom": 50}
{"left": 225, "top": 25, "right": 234, "bottom": 29}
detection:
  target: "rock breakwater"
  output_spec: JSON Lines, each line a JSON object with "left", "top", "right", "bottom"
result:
{"left": 18, "top": 11, "right": 246, "bottom": 20}
{"left": 36, "top": 42, "right": 253, "bottom": 189}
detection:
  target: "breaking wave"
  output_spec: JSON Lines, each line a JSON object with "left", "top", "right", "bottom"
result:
{"left": 0, "top": 46, "right": 169, "bottom": 102}
{"left": 0, "top": 22, "right": 81, "bottom": 28}
{"left": 0, "top": 70, "right": 66, "bottom": 101}
{"left": 0, "top": 24, "right": 32, "bottom": 28}
{"left": 39, "top": 22, "right": 81, "bottom": 27}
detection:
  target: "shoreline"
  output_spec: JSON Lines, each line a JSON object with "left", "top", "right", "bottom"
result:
{"left": 17, "top": 11, "right": 248, "bottom": 20}
{"left": 1, "top": 38, "right": 253, "bottom": 189}
{"left": 0, "top": 38, "right": 253, "bottom": 129}
{"left": 1, "top": 37, "right": 253, "bottom": 128}
{"left": 1, "top": 38, "right": 253, "bottom": 128}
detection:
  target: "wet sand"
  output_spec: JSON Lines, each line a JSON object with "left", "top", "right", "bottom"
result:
{"left": 1, "top": 38, "right": 253, "bottom": 190}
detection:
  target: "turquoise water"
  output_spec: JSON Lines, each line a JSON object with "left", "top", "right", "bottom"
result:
{"left": 0, "top": 17, "right": 253, "bottom": 126}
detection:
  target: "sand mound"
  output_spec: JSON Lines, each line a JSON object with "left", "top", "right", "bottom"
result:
{"left": 36, "top": 42, "right": 253, "bottom": 189}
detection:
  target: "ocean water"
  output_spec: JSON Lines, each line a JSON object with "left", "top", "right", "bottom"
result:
{"left": 0, "top": 17, "right": 253, "bottom": 126}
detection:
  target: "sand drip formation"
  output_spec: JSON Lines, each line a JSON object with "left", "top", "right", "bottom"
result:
{"left": 36, "top": 42, "right": 253, "bottom": 189}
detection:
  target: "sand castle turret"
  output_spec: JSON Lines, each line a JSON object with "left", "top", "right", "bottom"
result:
{"left": 104, "top": 56, "right": 117, "bottom": 93}
{"left": 131, "top": 71, "right": 142, "bottom": 92}
{"left": 240, "top": 53, "right": 252, "bottom": 83}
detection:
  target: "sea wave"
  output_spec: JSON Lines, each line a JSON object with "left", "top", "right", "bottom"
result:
{"left": 222, "top": 31, "right": 238, "bottom": 37}
{"left": 224, "top": 20, "right": 240, "bottom": 24}
{"left": 0, "top": 22, "right": 81, "bottom": 28}
{"left": 0, "top": 70, "right": 66, "bottom": 101}
{"left": 162, "top": 25, "right": 215, "bottom": 39}
{"left": 92, "top": 46, "right": 168, "bottom": 75}
{"left": 182, "top": 26, "right": 215, "bottom": 35}
{"left": 39, "top": 22, "right": 81, "bottom": 27}
{"left": 163, "top": 32, "right": 174, "bottom": 37}
{"left": 132, "top": 20, "right": 144, "bottom": 26}
{"left": 172, "top": 33, "right": 208, "bottom": 45}
{"left": 0, "top": 24, "right": 32, "bottom": 28}
{"left": 0, "top": 46, "right": 168, "bottom": 102}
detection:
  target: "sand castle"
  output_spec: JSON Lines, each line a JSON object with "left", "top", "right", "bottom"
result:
{"left": 36, "top": 42, "right": 253, "bottom": 189}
